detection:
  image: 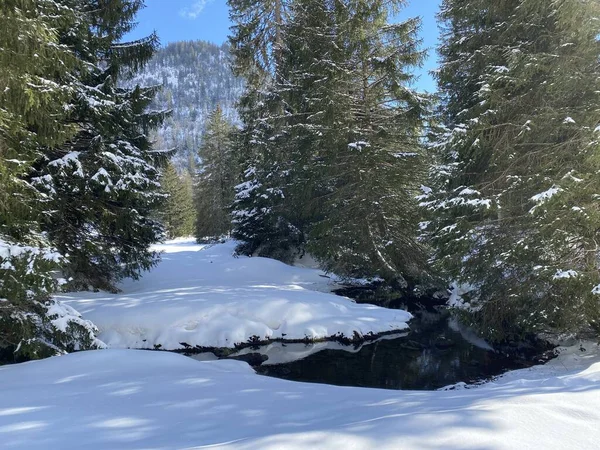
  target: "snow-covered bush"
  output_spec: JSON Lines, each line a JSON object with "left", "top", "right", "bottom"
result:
{"left": 0, "top": 241, "right": 103, "bottom": 361}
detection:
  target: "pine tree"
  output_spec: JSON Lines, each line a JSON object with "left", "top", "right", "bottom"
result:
{"left": 195, "top": 106, "right": 236, "bottom": 240}
{"left": 31, "top": 0, "right": 170, "bottom": 292}
{"left": 0, "top": 0, "right": 102, "bottom": 359}
{"left": 425, "top": 0, "right": 600, "bottom": 341}
{"left": 284, "top": 0, "right": 430, "bottom": 284}
{"left": 159, "top": 162, "right": 196, "bottom": 239}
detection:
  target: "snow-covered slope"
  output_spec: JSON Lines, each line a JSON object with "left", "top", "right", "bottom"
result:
{"left": 123, "top": 40, "right": 243, "bottom": 171}
{"left": 57, "top": 239, "right": 411, "bottom": 350}
{"left": 1, "top": 344, "right": 599, "bottom": 449}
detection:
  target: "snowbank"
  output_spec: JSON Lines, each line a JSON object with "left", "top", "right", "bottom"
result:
{"left": 225, "top": 331, "right": 409, "bottom": 365}
{"left": 1, "top": 344, "right": 599, "bottom": 449}
{"left": 57, "top": 239, "right": 411, "bottom": 350}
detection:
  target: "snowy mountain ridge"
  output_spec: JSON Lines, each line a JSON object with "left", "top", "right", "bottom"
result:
{"left": 124, "top": 40, "right": 244, "bottom": 171}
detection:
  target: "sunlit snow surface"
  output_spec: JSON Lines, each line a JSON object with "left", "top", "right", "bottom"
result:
{"left": 1, "top": 343, "right": 599, "bottom": 449}
{"left": 57, "top": 239, "right": 411, "bottom": 349}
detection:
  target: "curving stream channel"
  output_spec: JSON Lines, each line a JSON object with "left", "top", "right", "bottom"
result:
{"left": 191, "top": 302, "right": 554, "bottom": 391}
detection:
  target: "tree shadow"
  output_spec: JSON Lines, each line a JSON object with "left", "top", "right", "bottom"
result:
{"left": 0, "top": 349, "right": 598, "bottom": 449}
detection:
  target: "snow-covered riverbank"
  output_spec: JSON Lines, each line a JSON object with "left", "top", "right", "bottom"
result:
{"left": 1, "top": 343, "right": 599, "bottom": 449}
{"left": 6, "top": 240, "right": 600, "bottom": 449}
{"left": 57, "top": 239, "right": 411, "bottom": 350}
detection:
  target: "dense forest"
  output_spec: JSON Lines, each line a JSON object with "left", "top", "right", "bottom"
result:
{"left": 2, "top": 0, "right": 600, "bottom": 364}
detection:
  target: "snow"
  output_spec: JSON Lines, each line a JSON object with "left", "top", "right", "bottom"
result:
{"left": 48, "top": 151, "right": 84, "bottom": 178}
{"left": 227, "top": 332, "right": 409, "bottom": 366}
{"left": 458, "top": 187, "right": 478, "bottom": 196}
{"left": 44, "top": 300, "right": 106, "bottom": 351}
{"left": 420, "top": 185, "right": 492, "bottom": 210}
{"left": 1, "top": 343, "right": 599, "bottom": 449}
{"left": 0, "top": 238, "right": 61, "bottom": 263}
{"left": 553, "top": 269, "right": 578, "bottom": 280}
{"left": 348, "top": 141, "right": 371, "bottom": 150}
{"left": 447, "top": 281, "right": 478, "bottom": 310}
{"left": 531, "top": 185, "right": 562, "bottom": 204}
{"left": 57, "top": 239, "right": 412, "bottom": 350}
{"left": 492, "top": 65, "right": 510, "bottom": 73}
{"left": 392, "top": 152, "right": 418, "bottom": 158}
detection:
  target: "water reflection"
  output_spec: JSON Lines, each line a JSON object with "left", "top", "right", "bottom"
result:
{"left": 254, "top": 312, "right": 540, "bottom": 390}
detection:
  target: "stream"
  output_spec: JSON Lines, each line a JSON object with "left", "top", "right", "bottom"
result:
{"left": 191, "top": 297, "right": 554, "bottom": 390}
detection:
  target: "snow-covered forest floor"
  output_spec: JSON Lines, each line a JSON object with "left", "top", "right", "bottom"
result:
{"left": 57, "top": 239, "right": 412, "bottom": 350}
{"left": 0, "top": 342, "right": 598, "bottom": 449}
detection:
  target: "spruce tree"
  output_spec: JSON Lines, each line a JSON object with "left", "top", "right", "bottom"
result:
{"left": 0, "top": 0, "right": 77, "bottom": 253}
{"left": 0, "top": 0, "right": 102, "bottom": 359}
{"left": 32, "top": 0, "right": 170, "bottom": 292}
{"left": 159, "top": 162, "right": 196, "bottom": 239}
{"left": 425, "top": 0, "right": 600, "bottom": 341}
{"left": 285, "top": 0, "right": 430, "bottom": 284}
{"left": 195, "top": 106, "right": 236, "bottom": 240}
{"left": 231, "top": 0, "right": 430, "bottom": 283}
{"left": 228, "top": 0, "right": 298, "bottom": 259}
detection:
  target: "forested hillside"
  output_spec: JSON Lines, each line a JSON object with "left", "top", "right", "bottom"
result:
{"left": 124, "top": 40, "right": 244, "bottom": 171}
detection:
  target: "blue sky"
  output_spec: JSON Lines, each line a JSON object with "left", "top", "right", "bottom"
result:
{"left": 126, "top": 0, "right": 441, "bottom": 91}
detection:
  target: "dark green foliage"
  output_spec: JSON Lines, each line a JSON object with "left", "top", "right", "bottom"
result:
{"left": 1, "top": 0, "right": 165, "bottom": 359}
{"left": 228, "top": 0, "right": 296, "bottom": 259}
{"left": 230, "top": 0, "right": 430, "bottom": 284}
{"left": 0, "top": 0, "right": 103, "bottom": 358}
{"left": 32, "top": 0, "right": 170, "bottom": 292}
{"left": 0, "top": 0, "right": 78, "bottom": 246}
{"left": 286, "top": 0, "right": 430, "bottom": 284}
{"left": 424, "top": 0, "right": 600, "bottom": 341}
{"left": 233, "top": 164, "right": 303, "bottom": 261}
{"left": 195, "top": 106, "right": 237, "bottom": 240}
{"left": 159, "top": 162, "right": 196, "bottom": 239}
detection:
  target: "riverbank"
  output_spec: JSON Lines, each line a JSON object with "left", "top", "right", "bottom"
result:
{"left": 0, "top": 342, "right": 598, "bottom": 449}
{"left": 56, "top": 239, "right": 412, "bottom": 350}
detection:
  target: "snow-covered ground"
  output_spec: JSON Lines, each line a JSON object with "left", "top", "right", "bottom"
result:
{"left": 57, "top": 239, "right": 411, "bottom": 350}
{"left": 1, "top": 343, "right": 599, "bottom": 449}
{"left": 6, "top": 239, "right": 600, "bottom": 449}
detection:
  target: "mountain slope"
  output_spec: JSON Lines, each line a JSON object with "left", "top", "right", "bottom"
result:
{"left": 126, "top": 40, "right": 243, "bottom": 171}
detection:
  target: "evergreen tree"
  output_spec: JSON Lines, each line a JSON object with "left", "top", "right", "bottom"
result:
{"left": 1, "top": 0, "right": 168, "bottom": 360}
{"left": 32, "top": 0, "right": 170, "bottom": 292}
{"left": 159, "top": 162, "right": 196, "bottom": 239}
{"left": 424, "top": 0, "right": 600, "bottom": 341}
{"left": 0, "top": 0, "right": 76, "bottom": 259}
{"left": 0, "top": 0, "right": 102, "bottom": 359}
{"left": 231, "top": 0, "right": 429, "bottom": 283}
{"left": 195, "top": 106, "right": 236, "bottom": 240}
{"left": 285, "top": 0, "right": 430, "bottom": 283}
{"left": 229, "top": 0, "right": 300, "bottom": 260}
{"left": 228, "top": 0, "right": 287, "bottom": 78}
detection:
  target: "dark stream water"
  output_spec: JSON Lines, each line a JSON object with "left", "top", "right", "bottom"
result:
{"left": 224, "top": 297, "right": 555, "bottom": 390}
{"left": 254, "top": 311, "right": 549, "bottom": 390}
